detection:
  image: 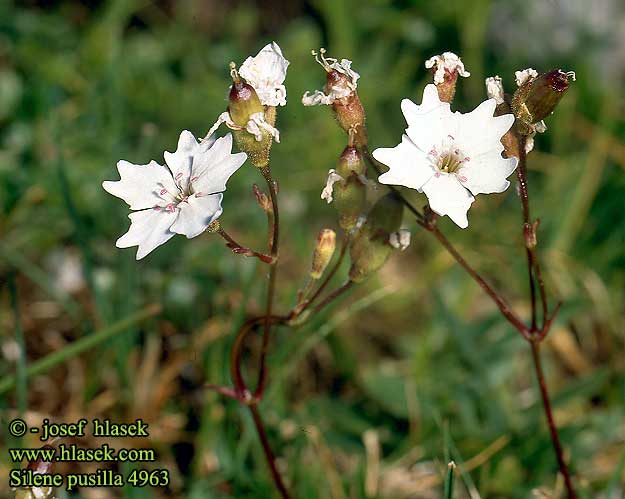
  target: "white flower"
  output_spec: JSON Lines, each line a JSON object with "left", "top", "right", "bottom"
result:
{"left": 425, "top": 52, "right": 470, "bottom": 84}
{"left": 239, "top": 42, "right": 289, "bottom": 107}
{"left": 103, "top": 131, "right": 246, "bottom": 259}
{"left": 373, "top": 84, "right": 518, "bottom": 228}
{"left": 320, "top": 169, "right": 344, "bottom": 203}
{"left": 485, "top": 75, "right": 505, "bottom": 104}
{"left": 302, "top": 49, "right": 360, "bottom": 106}
{"left": 515, "top": 68, "right": 538, "bottom": 86}
{"left": 389, "top": 229, "right": 411, "bottom": 251}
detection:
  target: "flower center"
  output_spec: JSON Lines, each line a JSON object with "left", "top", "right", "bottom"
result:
{"left": 428, "top": 135, "right": 469, "bottom": 175}
{"left": 155, "top": 173, "right": 202, "bottom": 212}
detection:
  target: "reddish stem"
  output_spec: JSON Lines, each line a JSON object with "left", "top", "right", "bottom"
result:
{"left": 429, "top": 224, "right": 529, "bottom": 338}
{"left": 530, "top": 342, "right": 577, "bottom": 498}
{"left": 250, "top": 403, "right": 291, "bottom": 499}
{"left": 255, "top": 167, "right": 280, "bottom": 400}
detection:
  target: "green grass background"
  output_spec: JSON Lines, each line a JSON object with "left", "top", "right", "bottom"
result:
{"left": 1, "top": 0, "right": 624, "bottom": 497}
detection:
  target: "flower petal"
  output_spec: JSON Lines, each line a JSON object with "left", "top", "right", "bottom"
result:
{"left": 116, "top": 208, "right": 178, "bottom": 259}
{"left": 191, "top": 134, "right": 247, "bottom": 195}
{"left": 458, "top": 154, "right": 518, "bottom": 195}
{"left": 455, "top": 100, "right": 515, "bottom": 157}
{"left": 163, "top": 130, "right": 200, "bottom": 179}
{"left": 170, "top": 193, "right": 223, "bottom": 239}
{"left": 103, "top": 160, "right": 176, "bottom": 210}
{"left": 374, "top": 135, "right": 434, "bottom": 191}
{"left": 402, "top": 84, "right": 456, "bottom": 153}
{"left": 422, "top": 174, "right": 474, "bottom": 229}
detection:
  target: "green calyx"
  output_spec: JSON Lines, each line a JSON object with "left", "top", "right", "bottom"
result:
{"left": 348, "top": 193, "right": 403, "bottom": 282}
{"left": 333, "top": 146, "right": 368, "bottom": 231}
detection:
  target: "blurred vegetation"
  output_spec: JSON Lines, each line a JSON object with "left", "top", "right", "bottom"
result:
{"left": 1, "top": 0, "right": 624, "bottom": 497}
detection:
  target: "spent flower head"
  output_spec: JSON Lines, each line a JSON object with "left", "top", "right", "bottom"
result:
{"left": 373, "top": 84, "right": 517, "bottom": 228}
{"left": 425, "top": 51, "right": 470, "bottom": 102}
{"left": 103, "top": 131, "right": 246, "bottom": 259}
{"left": 485, "top": 76, "right": 505, "bottom": 105}
{"left": 206, "top": 42, "right": 289, "bottom": 166}
{"left": 302, "top": 48, "right": 366, "bottom": 144}
{"left": 514, "top": 68, "right": 539, "bottom": 87}
{"left": 302, "top": 49, "right": 360, "bottom": 105}
{"left": 425, "top": 52, "right": 471, "bottom": 84}
{"left": 239, "top": 42, "right": 289, "bottom": 107}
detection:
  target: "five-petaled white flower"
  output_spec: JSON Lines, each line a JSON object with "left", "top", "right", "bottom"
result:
{"left": 239, "top": 42, "right": 290, "bottom": 107}
{"left": 373, "top": 84, "right": 518, "bottom": 228}
{"left": 103, "top": 131, "right": 247, "bottom": 259}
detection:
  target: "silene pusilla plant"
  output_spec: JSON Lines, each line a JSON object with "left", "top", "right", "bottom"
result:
{"left": 14, "top": 43, "right": 577, "bottom": 499}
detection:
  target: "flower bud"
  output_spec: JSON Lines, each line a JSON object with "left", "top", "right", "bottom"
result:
{"left": 348, "top": 193, "right": 403, "bottom": 282}
{"left": 512, "top": 69, "right": 574, "bottom": 130}
{"left": 310, "top": 229, "right": 337, "bottom": 279}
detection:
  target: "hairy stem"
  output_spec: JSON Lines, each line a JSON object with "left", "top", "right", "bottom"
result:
{"left": 530, "top": 342, "right": 577, "bottom": 498}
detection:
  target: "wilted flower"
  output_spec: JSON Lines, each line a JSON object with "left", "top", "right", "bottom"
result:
{"left": 425, "top": 52, "right": 470, "bottom": 84}
{"left": 206, "top": 43, "right": 289, "bottom": 167}
{"left": 239, "top": 42, "right": 289, "bottom": 107}
{"left": 425, "top": 51, "right": 470, "bottom": 102}
{"left": 302, "top": 48, "right": 367, "bottom": 144}
{"left": 302, "top": 51, "right": 360, "bottom": 106}
{"left": 321, "top": 169, "right": 344, "bottom": 203}
{"left": 515, "top": 68, "right": 539, "bottom": 87}
{"left": 485, "top": 76, "right": 505, "bottom": 104}
{"left": 373, "top": 84, "right": 517, "bottom": 228}
{"left": 103, "top": 131, "right": 246, "bottom": 259}
{"left": 206, "top": 66, "right": 281, "bottom": 145}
